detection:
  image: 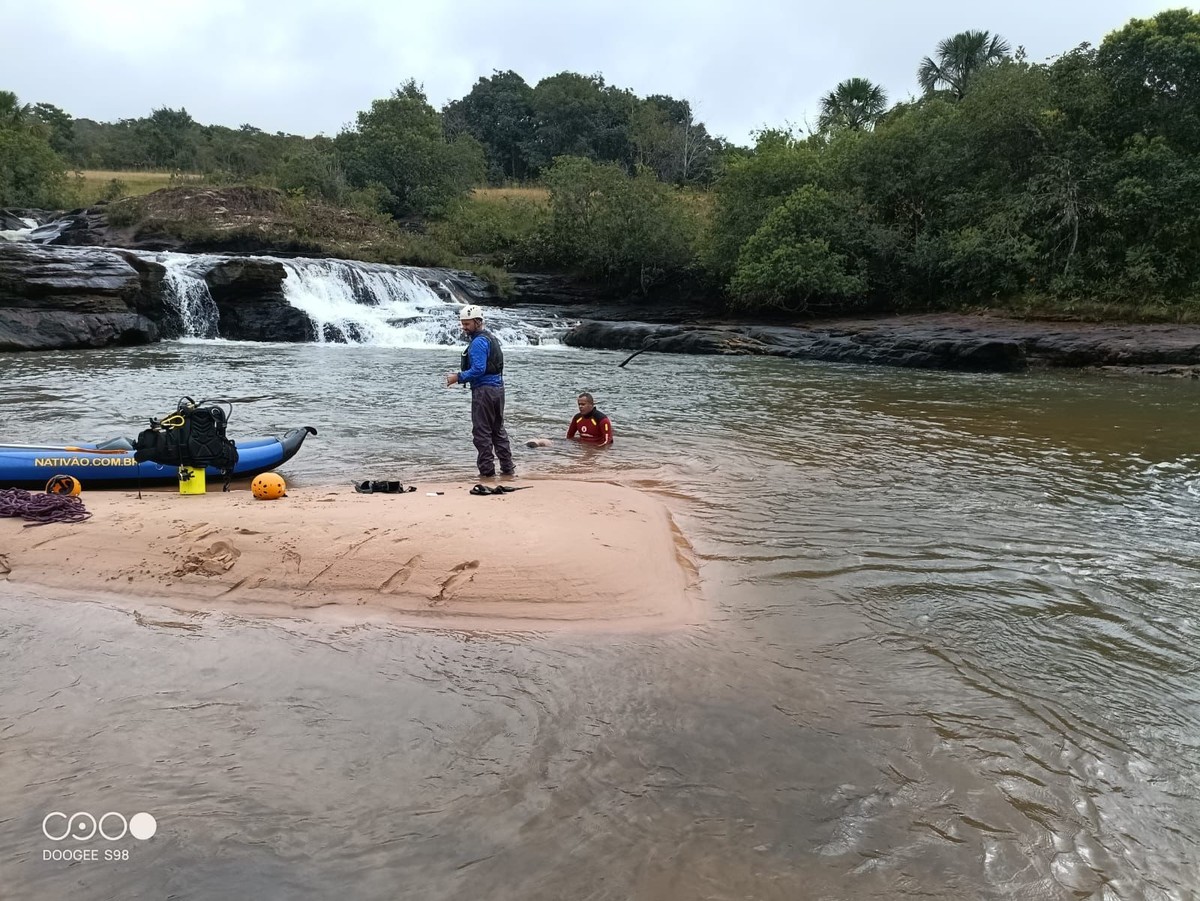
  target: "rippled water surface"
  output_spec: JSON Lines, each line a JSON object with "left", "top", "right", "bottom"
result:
{"left": 2, "top": 342, "right": 1198, "bottom": 900}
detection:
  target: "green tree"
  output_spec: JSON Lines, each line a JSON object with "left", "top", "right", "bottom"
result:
{"left": 728, "top": 185, "right": 873, "bottom": 311}
{"left": 918, "top": 30, "right": 1012, "bottom": 99}
{"left": 628, "top": 95, "right": 719, "bottom": 184}
{"left": 0, "top": 90, "right": 24, "bottom": 128}
{"left": 0, "top": 93, "right": 69, "bottom": 207}
{"left": 544, "top": 156, "right": 698, "bottom": 293}
{"left": 136, "top": 106, "right": 199, "bottom": 169}
{"left": 442, "top": 70, "right": 535, "bottom": 182}
{"left": 1096, "top": 8, "right": 1200, "bottom": 149}
{"left": 525, "top": 72, "right": 636, "bottom": 172}
{"left": 1100, "top": 135, "right": 1200, "bottom": 301}
{"left": 337, "top": 80, "right": 486, "bottom": 217}
{"left": 27, "top": 102, "right": 74, "bottom": 156}
{"left": 629, "top": 98, "right": 678, "bottom": 180}
{"left": 273, "top": 146, "right": 347, "bottom": 202}
{"left": 703, "top": 131, "right": 825, "bottom": 284}
{"left": 817, "top": 78, "right": 889, "bottom": 132}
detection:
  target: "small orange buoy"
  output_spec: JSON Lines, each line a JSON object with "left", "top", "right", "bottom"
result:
{"left": 251, "top": 472, "right": 287, "bottom": 500}
{"left": 45, "top": 474, "right": 82, "bottom": 496}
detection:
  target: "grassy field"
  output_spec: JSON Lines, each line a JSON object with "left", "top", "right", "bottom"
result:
{"left": 73, "top": 169, "right": 202, "bottom": 204}
{"left": 471, "top": 185, "right": 550, "bottom": 203}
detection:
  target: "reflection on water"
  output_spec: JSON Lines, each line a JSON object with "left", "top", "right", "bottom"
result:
{"left": 1, "top": 344, "right": 1198, "bottom": 899}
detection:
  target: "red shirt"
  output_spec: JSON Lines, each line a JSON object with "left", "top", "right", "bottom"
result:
{"left": 567, "top": 409, "right": 612, "bottom": 445}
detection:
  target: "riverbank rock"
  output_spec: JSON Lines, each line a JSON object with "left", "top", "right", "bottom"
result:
{"left": 564, "top": 314, "right": 1200, "bottom": 372}
{"left": 0, "top": 243, "right": 164, "bottom": 351}
{"left": 564, "top": 319, "right": 1027, "bottom": 371}
{"left": 202, "top": 257, "right": 315, "bottom": 342}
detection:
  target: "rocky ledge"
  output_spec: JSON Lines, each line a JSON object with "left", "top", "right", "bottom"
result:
{"left": 0, "top": 243, "right": 312, "bottom": 349}
{"left": 0, "top": 243, "right": 164, "bottom": 350}
{"left": 3, "top": 239, "right": 1199, "bottom": 374}
{"left": 0, "top": 242, "right": 497, "bottom": 350}
{"left": 563, "top": 315, "right": 1200, "bottom": 374}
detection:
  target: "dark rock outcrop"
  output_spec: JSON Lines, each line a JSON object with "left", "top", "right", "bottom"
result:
{"left": 435, "top": 269, "right": 503, "bottom": 307}
{"left": 564, "top": 315, "right": 1200, "bottom": 372}
{"left": 1, "top": 208, "right": 59, "bottom": 231}
{"left": 826, "top": 315, "right": 1200, "bottom": 368}
{"left": 203, "top": 258, "right": 314, "bottom": 342}
{"left": 564, "top": 320, "right": 1027, "bottom": 371}
{"left": 505, "top": 273, "right": 610, "bottom": 307}
{"left": 0, "top": 243, "right": 162, "bottom": 351}
{"left": 114, "top": 250, "right": 169, "bottom": 327}
{"left": 1, "top": 211, "right": 33, "bottom": 231}
{"left": 28, "top": 207, "right": 111, "bottom": 246}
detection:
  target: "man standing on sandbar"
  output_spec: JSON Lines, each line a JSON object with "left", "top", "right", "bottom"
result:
{"left": 445, "top": 304, "right": 515, "bottom": 478}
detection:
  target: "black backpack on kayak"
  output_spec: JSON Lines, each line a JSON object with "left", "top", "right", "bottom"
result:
{"left": 134, "top": 397, "right": 239, "bottom": 476}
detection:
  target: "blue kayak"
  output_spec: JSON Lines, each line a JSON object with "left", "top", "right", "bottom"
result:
{"left": 0, "top": 426, "right": 316, "bottom": 490}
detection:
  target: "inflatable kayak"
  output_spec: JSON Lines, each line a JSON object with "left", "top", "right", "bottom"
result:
{"left": 0, "top": 426, "right": 316, "bottom": 490}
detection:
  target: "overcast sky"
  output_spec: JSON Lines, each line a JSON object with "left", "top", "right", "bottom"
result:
{"left": 6, "top": 0, "right": 1186, "bottom": 146}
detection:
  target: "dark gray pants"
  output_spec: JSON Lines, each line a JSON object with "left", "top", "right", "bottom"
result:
{"left": 471, "top": 384, "right": 514, "bottom": 476}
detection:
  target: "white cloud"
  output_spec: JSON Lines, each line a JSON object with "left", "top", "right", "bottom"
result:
{"left": 4, "top": 0, "right": 1184, "bottom": 143}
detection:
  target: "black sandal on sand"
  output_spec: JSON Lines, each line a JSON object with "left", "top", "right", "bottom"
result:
{"left": 470, "top": 484, "right": 530, "bottom": 495}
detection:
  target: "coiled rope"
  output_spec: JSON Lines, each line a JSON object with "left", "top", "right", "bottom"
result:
{"left": 0, "top": 488, "right": 92, "bottom": 525}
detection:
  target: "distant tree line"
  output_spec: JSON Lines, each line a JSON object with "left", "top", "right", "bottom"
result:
{"left": 2, "top": 8, "right": 1198, "bottom": 316}
{"left": 1, "top": 69, "right": 725, "bottom": 211}
{"left": 442, "top": 70, "right": 726, "bottom": 186}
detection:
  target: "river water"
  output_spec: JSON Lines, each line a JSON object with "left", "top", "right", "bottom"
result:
{"left": 1, "top": 340, "right": 1198, "bottom": 900}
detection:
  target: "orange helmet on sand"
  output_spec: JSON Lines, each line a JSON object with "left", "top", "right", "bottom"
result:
{"left": 45, "top": 474, "right": 82, "bottom": 496}
{"left": 251, "top": 472, "right": 287, "bottom": 500}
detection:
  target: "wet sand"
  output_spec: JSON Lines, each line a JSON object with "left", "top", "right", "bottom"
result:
{"left": 0, "top": 479, "right": 701, "bottom": 631}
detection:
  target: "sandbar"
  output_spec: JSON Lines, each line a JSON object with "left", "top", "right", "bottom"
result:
{"left": 0, "top": 479, "right": 701, "bottom": 632}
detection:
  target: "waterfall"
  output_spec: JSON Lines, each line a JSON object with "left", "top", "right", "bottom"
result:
{"left": 151, "top": 252, "right": 221, "bottom": 338}
{"left": 0, "top": 217, "right": 39, "bottom": 242}
{"left": 276, "top": 258, "right": 568, "bottom": 348}
{"left": 8, "top": 232, "right": 573, "bottom": 347}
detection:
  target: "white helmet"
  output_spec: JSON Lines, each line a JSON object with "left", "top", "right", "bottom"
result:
{"left": 459, "top": 304, "right": 484, "bottom": 321}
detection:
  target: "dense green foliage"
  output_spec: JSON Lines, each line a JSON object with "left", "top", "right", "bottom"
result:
{"left": 709, "top": 9, "right": 1200, "bottom": 316}
{"left": 542, "top": 158, "right": 699, "bottom": 292}
{"left": 434, "top": 158, "right": 700, "bottom": 294}
{"left": 433, "top": 193, "right": 551, "bottom": 269}
{"left": 0, "top": 91, "right": 71, "bottom": 207}
{"left": 444, "top": 70, "right": 724, "bottom": 186}
{"left": 729, "top": 185, "right": 874, "bottom": 311}
{"left": 4, "top": 9, "right": 1200, "bottom": 317}
{"left": 334, "top": 81, "right": 486, "bottom": 217}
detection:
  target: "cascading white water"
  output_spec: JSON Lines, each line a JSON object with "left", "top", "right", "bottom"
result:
{"left": 11, "top": 231, "right": 572, "bottom": 346}
{"left": 277, "top": 258, "right": 458, "bottom": 346}
{"left": 143, "top": 252, "right": 221, "bottom": 338}
{"left": 0, "top": 217, "right": 38, "bottom": 242}
{"left": 276, "top": 258, "right": 567, "bottom": 348}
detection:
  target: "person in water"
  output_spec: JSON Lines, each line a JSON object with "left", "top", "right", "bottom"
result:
{"left": 567, "top": 393, "right": 613, "bottom": 446}
{"left": 445, "top": 304, "right": 515, "bottom": 477}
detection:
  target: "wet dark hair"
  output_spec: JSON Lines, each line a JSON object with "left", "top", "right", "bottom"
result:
{"left": 577, "top": 392, "right": 595, "bottom": 404}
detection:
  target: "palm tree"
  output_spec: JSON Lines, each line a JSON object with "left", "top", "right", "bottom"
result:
{"left": 0, "top": 91, "right": 26, "bottom": 128}
{"left": 817, "top": 78, "right": 889, "bottom": 132}
{"left": 917, "top": 30, "right": 1012, "bottom": 100}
